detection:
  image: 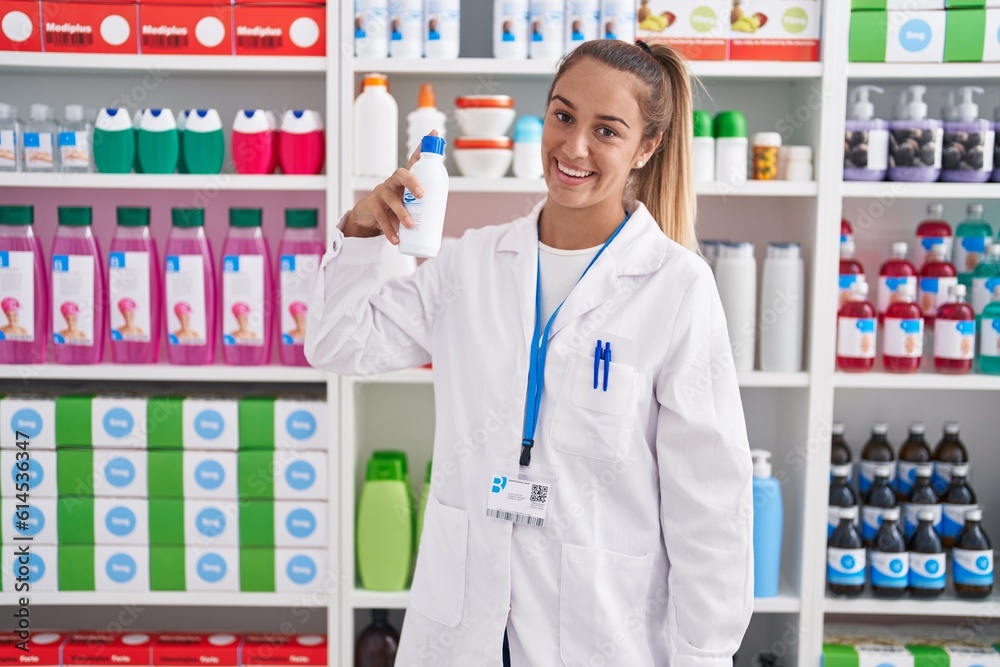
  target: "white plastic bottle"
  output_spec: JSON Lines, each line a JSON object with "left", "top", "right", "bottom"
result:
{"left": 353, "top": 73, "right": 399, "bottom": 179}
{"left": 759, "top": 242, "right": 804, "bottom": 372}
{"left": 389, "top": 0, "right": 423, "bottom": 58}
{"left": 529, "top": 0, "right": 565, "bottom": 59}
{"left": 715, "top": 241, "right": 757, "bottom": 372}
{"left": 599, "top": 0, "right": 636, "bottom": 43}
{"left": 22, "top": 104, "right": 57, "bottom": 172}
{"left": 424, "top": 0, "right": 460, "bottom": 59}
{"left": 399, "top": 135, "right": 449, "bottom": 259}
{"left": 495, "top": 0, "right": 529, "bottom": 59}
{"left": 692, "top": 110, "right": 714, "bottom": 184}
{"left": 0, "top": 103, "right": 20, "bottom": 172}
{"left": 355, "top": 0, "right": 390, "bottom": 58}
{"left": 564, "top": 0, "right": 599, "bottom": 52}
{"left": 58, "top": 104, "right": 92, "bottom": 173}
{"left": 513, "top": 116, "right": 543, "bottom": 179}
{"left": 407, "top": 84, "right": 447, "bottom": 157}
{"left": 714, "top": 110, "right": 748, "bottom": 187}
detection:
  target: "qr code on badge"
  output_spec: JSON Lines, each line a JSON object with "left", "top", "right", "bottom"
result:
{"left": 531, "top": 483, "right": 548, "bottom": 504}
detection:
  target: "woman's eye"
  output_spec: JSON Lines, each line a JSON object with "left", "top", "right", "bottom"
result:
{"left": 598, "top": 127, "right": 617, "bottom": 138}
{"left": 554, "top": 111, "right": 571, "bottom": 123}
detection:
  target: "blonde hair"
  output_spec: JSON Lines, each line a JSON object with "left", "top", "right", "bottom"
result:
{"left": 548, "top": 40, "right": 697, "bottom": 250}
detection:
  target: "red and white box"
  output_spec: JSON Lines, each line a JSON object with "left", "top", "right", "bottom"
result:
{"left": 152, "top": 634, "right": 240, "bottom": 667}
{"left": 232, "top": 2, "right": 323, "bottom": 56}
{"left": 637, "top": 0, "right": 729, "bottom": 61}
{"left": 138, "top": 3, "right": 231, "bottom": 54}
{"left": 0, "top": 631, "right": 66, "bottom": 665}
{"left": 0, "top": 0, "right": 42, "bottom": 51}
{"left": 63, "top": 633, "right": 153, "bottom": 667}
{"left": 40, "top": 0, "right": 138, "bottom": 53}
{"left": 240, "top": 635, "right": 327, "bottom": 667}
{"left": 729, "top": 0, "right": 821, "bottom": 61}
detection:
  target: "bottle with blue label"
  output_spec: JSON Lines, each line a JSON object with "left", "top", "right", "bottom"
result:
{"left": 22, "top": 104, "right": 57, "bottom": 172}
{"left": 979, "top": 285, "right": 1000, "bottom": 374}
{"left": 870, "top": 506, "right": 908, "bottom": 598}
{"left": 904, "top": 464, "right": 941, "bottom": 540}
{"left": 955, "top": 204, "right": 993, "bottom": 290}
{"left": 828, "top": 464, "right": 857, "bottom": 539}
{"left": 941, "top": 463, "right": 977, "bottom": 548}
{"left": 862, "top": 464, "right": 896, "bottom": 548}
{"left": 57, "top": 105, "right": 91, "bottom": 173}
{"left": 908, "top": 507, "right": 945, "bottom": 598}
{"left": 896, "top": 422, "right": 931, "bottom": 501}
{"left": 954, "top": 507, "right": 993, "bottom": 599}
{"left": 827, "top": 505, "right": 865, "bottom": 598}
{"left": 859, "top": 422, "right": 894, "bottom": 495}
{"left": 830, "top": 423, "right": 853, "bottom": 483}
{"left": 751, "top": 450, "right": 782, "bottom": 598}
{"left": 0, "top": 103, "right": 19, "bottom": 172}
{"left": 932, "top": 421, "right": 968, "bottom": 496}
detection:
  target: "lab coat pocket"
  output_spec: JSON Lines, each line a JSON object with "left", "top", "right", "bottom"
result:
{"left": 409, "top": 495, "right": 468, "bottom": 627}
{"left": 559, "top": 544, "right": 655, "bottom": 667}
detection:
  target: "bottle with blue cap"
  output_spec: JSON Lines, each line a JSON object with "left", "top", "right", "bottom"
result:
{"left": 513, "top": 115, "right": 543, "bottom": 179}
{"left": 137, "top": 108, "right": 179, "bottom": 174}
{"left": 183, "top": 109, "right": 224, "bottom": 175}
{"left": 399, "top": 134, "right": 449, "bottom": 259}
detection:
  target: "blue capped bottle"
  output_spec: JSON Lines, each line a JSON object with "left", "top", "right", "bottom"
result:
{"left": 827, "top": 505, "right": 865, "bottom": 598}
{"left": 870, "top": 506, "right": 908, "bottom": 598}
{"left": 908, "top": 508, "right": 945, "bottom": 598}
{"left": 862, "top": 464, "right": 897, "bottom": 548}
{"left": 953, "top": 508, "right": 993, "bottom": 599}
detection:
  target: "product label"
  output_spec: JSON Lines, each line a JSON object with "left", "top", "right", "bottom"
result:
{"left": 839, "top": 274, "right": 861, "bottom": 307}
{"left": 870, "top": 551, "right": 909, "bottom": 588}
{"left": 827, "top": 547, "right": 866, "bottom": 586}
{"left": 564, "top": 0, "right": 598, "bottom": 44}
{"left": 0, "top": 251, "right": 35, "bottom": 342}
{"left": 883, "top": 317, "right": 923, "bottom": 358}
{"left": 942, "top": 502, "right": 977, "bottom": 539}
{"left": 0, "top": 130, "right": 16, "bottom": 169}
{"left": 859, "top": 460, "right": 895, "bottom": 494}
{"left": 904, "top": 502, "right": 942, "bottom": 536}
{"left": 943, "top": 129, "right": 995, "bottom": 174}
{"left": 530, "top": 3, "right": 564, "bottom": 45}
{"left": 953, "top": 548, "right": 993, "bottom": 587}
{"left": 23, "top": 132, "right": 55, "bottom": 170}
{"left": 355, "top": 3, "right": 388, "bottom": 42}
{"left": 58, "top": 131, "right": 91, "bottom": 169}
{"left": 498, "top": 1, "right": 528, "bottom": 43}
{"left": 389, "top": 0, "right": 422, "bottom": 44}
{"left": 890, "top": 126, "right": 943, "bottom": 168}
{"left": 862, "top": 505, "right": 887, "bottom": 541}
{"left": 878, "top": 276, "right": 917, "bottom": 314}
{"left": 280, "top": 254, "right": 319, "bottom": 347}
{"left": 222, "top": 255, "right": 265, "bottom": 347}
{"left": 166, "top": 255, "right": 207, "bottom": 347}
{"left": 896, "top": 461, "right": 922, "bottom": 496}
{"left": 915, "top": 235, "right": 953, "bottom": 269}
{"left": 919, "top": 276, "right": 959, "bottom": 318}
{"left": 908, "top": 552, "right": 946, "bottom": 589}
{"left": 980, "top": 317, "right": 1000, "bottom": 358}
{"left": 109, "top": 251, "right": 151, "bottom": 344}
{"left": 425, "top": 1, "right": 459, "bottom": 45}
{"left": 971, "top": 277, "right": 1000, "bottom": 315}
{"left": 837, "top": 317, "right": 877, "bottom": 359}
{"left": 845, "top": 129, "right": 889, "bottom": 171}
{"left": 934, "top": 319, "right": 975, "bottom": 360}
{"left": 51, "top": 254, "right": 95, "bottom": 347}
{"left": 955, "top": 235, "right": 993, "bottom": 275}
{"left": 932, "top": 462, "right": 954, "bottom": 496}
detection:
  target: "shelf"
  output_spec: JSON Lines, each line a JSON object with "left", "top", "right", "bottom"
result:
{"left": 2, "top": 173, "right": 327, "bottom": 191}
{"left": 0, "top": 52, "right": 327, "bottom": 74}
{"left": 354, "top": 368, "right": 808, "bottom": 388}
{"left": 825, "top": 590, "right": 1000, "bottom": 617}
{"left": 353, "top": 58, "right": 822, "bottom": 80}
{"left": 842, "top": 182, "right": 1000, "bottom": 201}
{"left": 0, "top": 364, "right": 327, "bottom": 383}
{"left": 352, "top": 177, "right": 817, "bottom": 197}
{"left": 847, "top": 62, "right": 1000, "bottom": 81}
{"left": 834, "top": 371, "right": 1000, "bottom": 391}
{"left": 22, "top": 592, "right": 320, "bottom": 606}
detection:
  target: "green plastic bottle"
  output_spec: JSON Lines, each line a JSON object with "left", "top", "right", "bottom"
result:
{"left": 954, "top": 204, "right": 994, "bottom": 290}
{"left": 177, "top": 109, "right": 189, "bottom": 174}
{"left": 979, "top": 285, "right": 1000, "bottom": 374}
{"left": 182, "top": 109, "right": 224, "bottom": 175}
{"left": 415, "top": 460, "right": 432, "bottom": 548}
{"left": 92, "top": 108, "right": 135, "bottom": 174}
{"left": 971, "top": 244, "right": 1000, "bottom": 319}
{"left": 137, "top": 108, "right": 179, "bottom": 174}
{"left": 356, "top": 455, "right": 413, "bottom": 591}
{"left": 132, "top": 110, "right": 143, "bottom": 173}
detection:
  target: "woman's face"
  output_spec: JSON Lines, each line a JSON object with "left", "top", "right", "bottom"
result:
{"left": 542, "top": 58, "right": 658, "bottom": 212}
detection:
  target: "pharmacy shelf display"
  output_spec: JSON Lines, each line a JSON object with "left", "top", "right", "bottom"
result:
{"left": 2, "top": 173, "right": 327, "bottom": 191}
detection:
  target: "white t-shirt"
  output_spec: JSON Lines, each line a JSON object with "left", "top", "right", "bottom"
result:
{"left": 538, "top": 241, "right": 601, "bottom": 324}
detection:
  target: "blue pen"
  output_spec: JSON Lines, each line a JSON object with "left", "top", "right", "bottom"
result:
{"left": 593, "top": 340, "right": 603, "bottom": 389}
{"left": 603, "top": 342, "right": 611, "bottom": 391}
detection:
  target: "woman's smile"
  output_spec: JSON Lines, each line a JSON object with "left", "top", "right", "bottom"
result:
{"left": 553, "top": 158, "right": 597, "bottom": 185}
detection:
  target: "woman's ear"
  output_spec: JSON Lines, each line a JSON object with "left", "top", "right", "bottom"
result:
{"left": 636, "top": 131, "right": 663, "bottom": 168}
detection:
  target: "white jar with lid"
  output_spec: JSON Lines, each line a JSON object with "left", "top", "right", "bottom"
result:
{"left": 781, "top": 146, "right": 814, "bottom": 181}
{"left": 751, "top": 131, "right": 782, "bottom": 181}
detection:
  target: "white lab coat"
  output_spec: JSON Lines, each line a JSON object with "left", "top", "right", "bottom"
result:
{"left": 306, "top": 199, "right": 753, "bottom": 667}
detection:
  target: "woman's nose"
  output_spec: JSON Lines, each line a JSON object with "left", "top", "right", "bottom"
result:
{"left": 563, "top": 127, "right": 589, "bottom": 159}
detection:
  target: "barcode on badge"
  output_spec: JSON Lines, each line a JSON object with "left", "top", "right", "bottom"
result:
{"left": 142, "top": 34, "right": 189, "bottom": 48}
{"left": 46, "top": 32, "right": 94, "bottom": 47}
{"left": 531, "top": 483, "right": 548, "bottom": 504}
{"left": 237, "top": 34, "right": 282, "bottom": 49}
{"left": 486, "top": 509, "right": 545, "bottom": 527}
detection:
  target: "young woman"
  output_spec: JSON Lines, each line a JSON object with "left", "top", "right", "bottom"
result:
{"left": 307, "top": 40, "right": 753, "bottom": 666}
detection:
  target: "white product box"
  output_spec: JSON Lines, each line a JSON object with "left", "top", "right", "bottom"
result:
{"left": 94, "top": 497, "right": 149, "bottom": 545}
{"left": 730, "top": 0, "right": 822, "bottom": 61}
{"left": 637, "top": 0, "right": 729, "bottom": 60}
{"left": 95, "top": 544, "right": 149, "bottom": 591}
{"left": 1, "top": 544, "right": 58, "bottom": 592}
{"left": 184, "top": 451, "right": 238, "bottom": 499}
{"left": 275, "top": 501, "right": 327, "bottom": 548}
{"left": 887, "top": 10, "right": 946, "bottom": 62}
{"left": 1, "top": 448, "right": 57, "bottom": 497}
{"left": 2, "top": 496, "right": 57, "bottom": 544}
{"left": 92, "top": 395, "right": 148, "bottom": 448}
{"left": 275, "top": 547, "right": 325, "bottom": 592}
{"left": 93, "top": 449, "right": 148, "bottom": 498}
{"left": 184, "top": 398, "right": 239, "bottom": 450}
{"left": 185, "top": 499, "right": 239, "bottom": 547}
{"left": 186, "top": 546, "right": 240, "bottom": 591}
{"left": 0, "top": 395, "right": 55, "bottom": 449}
{"left": 986, "top": 9, "right": 1000, "bottom": 61}
{"left": 274, "top": 399, "right": 327, "bottom": 451}
{"left": 274, "top": 451, "right": 327, "bottom": 500}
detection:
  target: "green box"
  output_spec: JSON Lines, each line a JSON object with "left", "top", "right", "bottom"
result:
{"left": 945, "top": 8, "right": 986, "bottom": 61}
{"left": 147, "top": 396, "right": 184, "bottom": 449}
{"left": 56, "top": 448, "right": 94, "bottom": 496}
{"left": 147, "top": 451, "right": 184, "bottom": 497}
{"left": 58, "top": 545, "right": 95, "bottom": 591}
{"left": 148, "top": 499, "right": 185, "bottom": 545}
{"left": 239, "top": 397, "right": 275, "bottom": 450}
{"left": 57, "top": 497, "right": 95, "bottom": 544}
{"left": 239, "top": 548, "right": 275, "bottom": 592}
{"left": 55, "top": 395, "right": 92, "bottom": 447}
{"left": 238, "top": 451, "right": 274, "bottom": 500}
{"left": 150, "top": 545, "right": 185, "bottom": 590}
{"left": 947, "top": 0, "right": 988, "bottom": 8}
{"left": 850, "top": 11, "right": 889, "bottom": 61}
{"left": 239, "top": 501, "right": 274, "bottom": 547}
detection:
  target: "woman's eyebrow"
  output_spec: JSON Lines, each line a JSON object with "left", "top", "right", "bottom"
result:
{"left": 550, "top": 94, "right": 631, "bottom": 130}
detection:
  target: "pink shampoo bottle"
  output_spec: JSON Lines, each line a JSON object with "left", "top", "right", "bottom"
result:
{"left": 232, "top": 109, "right": 279, "bottom": 175}
{"left": 109, "top": 207, "right": 161, "bottom": 364}
{"left": 51, "top": 206, "right": 104, "bottom": 364}
{"left": 278, "top": 208, "right": 324, "bottom": 366}
{"left": 0, "top": 206, "right": 47, "bottom": 364}
{"left": 279, "top": 110, "right": 325, "bottom": 175}
{"left": 222, "top": 208, "right": 273, "bottom": 365}
{"left": 165, "top": 208, "right": 216, "bottom": 365}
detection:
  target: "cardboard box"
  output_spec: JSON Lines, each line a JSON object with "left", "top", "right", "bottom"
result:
{"left": 853, "top": 0, "right": 944, "bottom": 7}
{"left": 0, "top": 448, "right": 57, "bottom": 498}
{"left": 57, "top": 448, "right": 147, "bottom": 497}
{"left": 952, "top": 7, "right": 1000, "bottom": 60}
{"left": 152, "top": 633, "right": 240, "bottom": 667}
{"left": 240, "top": 500, "right": 326, "bottom": 548}
{"left": 146, "top": 498, "right": 239, "bottom": 546}
{"left": 143, "top": 450, "right": 237, "bottom": 498}
{"left": 0, "top": 544, "right": 57, "bottom": 592}
{"left": 138, "top": 3, "right": 232, "bottom": 54}
{"left": 2, "top": 496, "right": 57, "bottom": 544}
{"left": 233, "top": 3, "right": 324, "bottom": 56}
{"left": 58, "top": 497, "right": 148, "bottom": 545}
{"left": 0, "top": 0, "right": 42, "bottom": 52}
{"left": 0, "top": 631, "right": 65, "bottom": 660}
{"left": 636, "top": 0, "right": 728, "bottom": 61}
{"left": 824, "top": 625, "right": 915, "bottom": 667}
{"left": 41, "top": 1, "right": 139, "bottom": 54}
{"left": 1, "top": 394, "right": 55, "bottom": 449}
{"left": 896, "top": 626, "right": 1000, "bottom": 667}
{"left": 240, "top": 634, "right": 327, "bottom": 665}
{"left": 63, "top": 632, "right": 153, "bottom": 663}
{"left": 144, "top": 545, "right": 239, "bottom": 590}
{"left": 239, "top": 548, "right": 326, "bottom": 592}
{"left": 59, "top": 545, "right": 150, "bottom": 591}
{"left": 986, "top": 8, "right": 1000, "bottom": 59}
{"left": 730, "top": 0, "right": 821, "bottom": 61}
{"left": 93, "top": 395, "right": 148, "bottom": 448}
{"left": 239, "top": 397, "right": 328, "bottom": 451}
{"left": 850, "top": 9, "right": 946, "bottom": 62}
{"left": 183, "top": 397, "right": 239, "bottom": 451}
{"left": 238, "top": 450, "right": 326, "bottom": 501}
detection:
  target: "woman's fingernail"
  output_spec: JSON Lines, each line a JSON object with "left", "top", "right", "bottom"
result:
{"left": 415, "top": 189, "right": 424, "bottom": 198}
{"left": 392, "top": 234, "right": 399, "bottom": 244}
{"left": 405, "top": 217, "right": 414, "bottom": 228}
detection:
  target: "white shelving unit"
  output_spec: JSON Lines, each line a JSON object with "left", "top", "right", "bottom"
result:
{"left": 25, "top": 592, "right": 317, "bottom": 607}
{"left": 0, "top": 364, "right": 327, "bottom": 383}
{"left": 846, "top": 62, "right": 1000, "bottom": 80}
{"left": 0, "top": 52, "right": 327, "bottom": 73}
{"left": 842, "top": 182, "right": 1000, "bottom": 200}
{"left": 2, "top": 173, "right": 327, "bottom": 191}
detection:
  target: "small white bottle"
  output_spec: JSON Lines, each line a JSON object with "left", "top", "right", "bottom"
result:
{"left": 400, "top": 135, "right": 449, "bottom": 259}
{"left": 0, "top": 103, "right": 20, "bottom": 172}
{"left": 714, "top": 110, "right": 748, "bottom": 187}
{"left": 692, "top": 110, "right": 714, "bottom": 184}
{"left": 58, "top": 104, "right": 92, "bottom": 173}
{"left": 355, "top": 0, "right": 390, "bottom": 58}
{"left": 495, "top": 0, "right": 529, "bottom": 60}
{"left": 599, "top": 0, "right": 636, "bottom": 43}
{"left": 424, "top": 0, "right": 460, "bottom": 59}
{"left": 389, "top": 0, "right": 423, "bottom": 58}
{"left": 564, "top": 0, "right": 599, "bottom": 52}
{"left": 529, "top": 0, "right": 565, "bottom": 59}
{"left": 354, "top": 73, "right": 399, "bottom": 179}
{"left": 760, "top": 242, "right": 804, "bottom": 372}
{"left": 715, "top": 241, "right": 757, "bottom": 372}
{"left": 22, "top": 103, "right": 57, "bottom": 172}
{"left": 513, "top": 115, "right": 543, "bottom": 179}
{"left": 407, "top": 84, "right": 447, "bottom": 156}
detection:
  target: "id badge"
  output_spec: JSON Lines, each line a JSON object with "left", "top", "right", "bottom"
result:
{"left": 485, "top": 457, "right": 558, "bottom": 527}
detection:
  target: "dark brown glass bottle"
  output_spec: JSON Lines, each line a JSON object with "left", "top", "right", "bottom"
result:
{"left": 860, "top": 422, "right": 894, "bottom": 496}
{"left": 953, "top": 508, "right": 993, "bottom": 599}
{"left": 870, "top": 507, "right": 907, "bottom": 598}
{"left": 896, "top": 422, "right": 931, "bottom": 502}
{"left": 907, "top": 508, "right": 945, "bottom": 599}
{"left": 827, "top": 506, "right": 865, "bottom": 598}
{"left": 355, "top": 609, "right": 399, "bottom": 667}
{"left": 831, "top": 422, "right": 852, "bottom": 468}
{"left": 931, "top": 421, "right": 969, "bottom": 496}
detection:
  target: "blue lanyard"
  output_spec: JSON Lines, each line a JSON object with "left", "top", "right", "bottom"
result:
{"left": 519, "top": 213, "right": 630, "bottom": 467}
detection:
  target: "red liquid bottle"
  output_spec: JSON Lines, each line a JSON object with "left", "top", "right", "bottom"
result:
{"left": 918, "top": 245, "right": 958, "bottom": 329}
{"left": 842, "top": 219, "right": 854, "bottom": 246}
{"left": 914, "top": 202, "right": 953, "bottom": 269}
{"left": 839, "top": 239, "right": 866, "bottom": 309}
{"left": 838, "top": 280, "right": 877, "bottom": 372}
{"left": 934, "top": 284, "right": 976, "bottom": 374}
{"left": 882, "top": 283, "right": 923, "bottom": 373}
{"left": 877, "top": 242, "right": 918, "bottom": 323}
